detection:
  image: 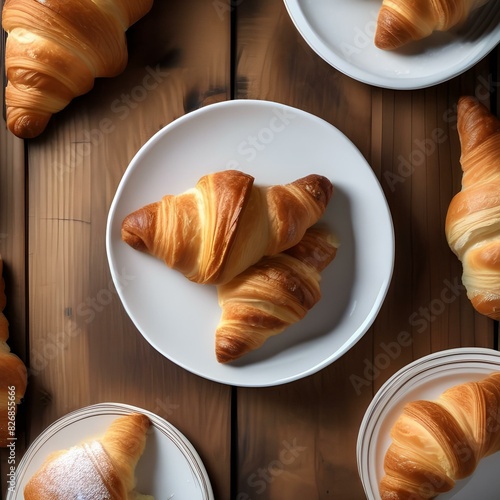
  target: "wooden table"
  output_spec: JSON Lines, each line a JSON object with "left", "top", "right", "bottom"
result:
{"left": 0, "top": 1, "right": 498, "bottom": 498}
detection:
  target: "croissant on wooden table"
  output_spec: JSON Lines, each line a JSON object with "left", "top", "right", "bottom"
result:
{"left": 1, "top": 0, "right": 154, "bottom": 139}
{"left": 380, "top": 372, "right": 500, "bottom": 499}
{"left": 445, "top": 97, "right": 500, "bottom": 320}
{"left": 215, "top": 226, "right": 338, "bottom": 363}
{"left": 374, "top": 0, "right": 491, "bottom": 50}
{"left": 122, "top": 170, "right": 334, "bottom": 285}
{"left": 0, "top": 256, "right": 28, "bottom": 447}
{"left": 24, "top": 413, "right": 154, "bottom": 499}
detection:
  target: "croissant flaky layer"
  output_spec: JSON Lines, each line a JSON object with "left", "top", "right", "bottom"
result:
{"left": 374, "top": 0, "right": 491, "bottom": 50}
{"left": 122, "top": 170, "right": 334, "bottom": 285}
{"left": 2, "top": 0, "right": 153, "bottom": 138}
{"left": 24, "top": 413, "right": 153, "bottom": 499}
{"left": 215, "top": 226, "right": 338, "bottom": 363}
{"left": 445, "top": 97, "right": 500, "bottom": 320}
{"left": 0, "top": 256, "right": 28, "bottom": 448}
{"left": 380, "top": 372, "right": 500, "bottom": 499}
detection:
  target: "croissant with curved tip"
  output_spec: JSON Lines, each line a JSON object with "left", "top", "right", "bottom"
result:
{"left": 121, "top": 170, "right": 334, "bottom": 285}
{"left": 1, "top": 0, "right": 153, "bottom": 139}
{"left": 215, "top": 226, "right": 339, "bottom": 363}
{"left": 380, "top": 372, "right": 500, "bottom": 499}
{"left": 24, "top": 413, "right": 154, "bottom": 499}
{"left": 445, "top": 97, "right": 500, "bottom": 320}
{"left": 374, "top": 0, "right": 491, "bottom": 50}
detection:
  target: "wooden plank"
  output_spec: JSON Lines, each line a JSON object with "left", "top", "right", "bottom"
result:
{"left": 234, "top": 0, "right": 374, "bottom": 497}
{"left": 25, "top": 2, "right": 232, "bottom": 499}
{"left": 235, "top": 2, "right": 499, "bottom": 499}
{"left": 0, "top": 23, "right": 27, "bottom": 495}
{"left": 371, "top": 58, "right": 495, "bottom": 386}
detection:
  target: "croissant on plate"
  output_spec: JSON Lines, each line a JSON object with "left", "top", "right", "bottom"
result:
{"left": 215, "top": 226, "right": 338, "bottom": 363}
{"left": 0, "top": 256, "right": 28, "bottom": 447}
{"left": 374, "top": 0, "right": 491, "bottom": 50}
{"left": 445, "top": 97, "right": 500, "bottom": 320}
{"left": 122, "top": 170, "right": 334, "bottom": 285}
{"left": 1, "top": 0, "right": 154, "bottom": 139}
{"left": 24, "top": 412, "right": 154, "bottom": 499}
{"left": 379, "top": 372, "right": 500, "bottom": 499}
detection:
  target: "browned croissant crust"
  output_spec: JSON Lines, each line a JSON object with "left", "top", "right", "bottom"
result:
{"left": 1, "top": 0, "right": 153, "bottom": 139}
{"left": 0, "top": 256, "right": 28, "bottom": 447}
{"left": 122, "top": 170, "right": 334, "bottom": 285}
{"left": 380, "top": 372, "right": 500, "bottom": 499}
{"left": 24, "top": 413, "right": 153, "bottom": 499}
{"left": 215, "top": 226, "right": 338, "bottom": 363}
{"left": 445, "top": 97, "right": 500, "bottom": 320}
{"left": 374, "top": 0, "right": 490, "bottom": 50}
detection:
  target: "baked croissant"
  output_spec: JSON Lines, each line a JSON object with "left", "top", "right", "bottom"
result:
{"left": 374, "top": 0, "right": 491, "bottom": 50}
{"left": 445, "top": 97, "right": 500, "bottom": 320}
{"left": 0, "top": 256, "right": 28, "bottom": 447}
{"left": 1, "top": 0, "right": 154, "bottom": 139}
{"left": 122, "top": 170, "right": 334, "bottom": 285}
{"left": 215, "top": 226, "right": 338, "bottom": 363}
{"left": 379, "top": 372, "right": 500, "bottom": 499}
{"left": 24, "top": 412, "right": 154, "bottom": 499}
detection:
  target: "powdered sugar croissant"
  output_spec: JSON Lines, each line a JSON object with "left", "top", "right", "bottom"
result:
{"left": 374, "top": 0, "right": 491, "bottom": 50}
{"left": 445, "top": 97, "right": 500, "bottom": 320}
{"left": 24, "top": 413, "right": 153, "bottom": 499}
{"left": 215, "top": 226, "right": 338, "bottom": 363}
{"left": 122, "top": 170, "right": 333, "bottom": 285}
{"left": 2, "top": 0, "right": 153, "bottom": 138}
{"left": 380, "top": 372, "right": 500, "bottom": 499}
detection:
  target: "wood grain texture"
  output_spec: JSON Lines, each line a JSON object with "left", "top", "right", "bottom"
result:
{"left": 235, "top": 1, "right": 373, "bottom": 497}
{"left": 0, "top": 23, "right": 27, "bottom": 494}
{"left": 0, "top": 0, "right": 498, "bottom": 498}
{"left": 24, "top": 2, "right": 232, "bottom": 499}
{"left": 234, "top": 1, "right": 498, "bottom": 499}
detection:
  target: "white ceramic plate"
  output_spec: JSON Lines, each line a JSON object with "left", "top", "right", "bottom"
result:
{"left": 7, "top": 402, "right": 213, "bottom": 499}
{"left": 357, "top": 348, "right": 500, "bottom": 499}
{"left": 283, "top": 0, "right": 500, "bottom": 89}
{"left": 106, "top": 99, "right": 394, "bottom": 387}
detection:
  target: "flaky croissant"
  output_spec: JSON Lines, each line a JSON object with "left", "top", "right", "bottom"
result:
{"left": 122, "top": 170, "right": 333, "bottom": 285}
{"left": 445, "top": 97, "right": 500, "bottom": 320}
{"left": 374, "top": 0, "right": 491, "bottom": 50}
{"left": 24, "top": 412, "right": 154, "bottom": 499}
{"left": 380, "top": 372, "right": 500, "bottom": 499}
{"left": 215, "top": 226, "right": 338, "bottom": 363}
{"left": 1, "top": 0, "right": 153, "bottom": 138}
{"left": 0, "top": 256, "right": 28, "bottom": 447}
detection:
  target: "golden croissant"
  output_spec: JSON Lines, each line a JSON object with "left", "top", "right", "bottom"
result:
{"left": 1, "top": 0, "right": 153, "bottom": 139}
{"left": 24, "top": 413, "right": 154, "bottom": 499}
{"left": 122, "top": 170, "right": 334, "bottom": 285}
{"left": 380, "top": 372, "right": 500, "bottom": 499}
{"left": 445, "top": 97, "right": 500, "bottom": 320}
{"left": 374, "top": 0, "right": 491, "bottom": 50}
{"left": 215, "top": 226, "right": 338, "bottom": 363}
{"left": 0, "top": 256, "right": 28, "bottom": 447}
